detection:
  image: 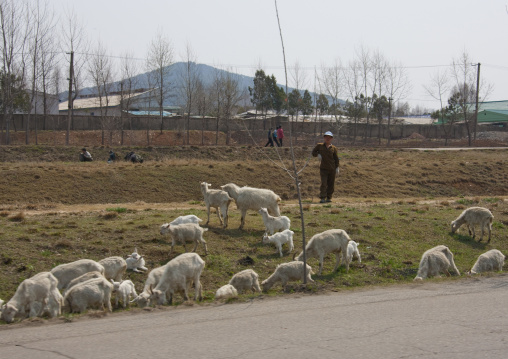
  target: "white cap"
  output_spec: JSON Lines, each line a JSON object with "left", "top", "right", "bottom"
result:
{"left": 324, "top": 131, "right": 333, "bottom": 137}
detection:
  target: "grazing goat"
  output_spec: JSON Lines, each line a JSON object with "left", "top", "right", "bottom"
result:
{"left": 258, "top": 207, "right": 290, "bottom": 235}
{"left": 131, "top": 265, "right": 167, "bottom": 308}
{"left": 228, "top": 269, "right": 262, "bottom": 293}
{"left": 262, "top": 230, "right": 295, "bottom": 257}
{"left": 50, "top": 259, "right": 105, "bottom": 291}
{"left": 1, "top": 272, "right": 61, "bottom": 323}
{"left": 347, "top": 240, "right": 361, "bottom": 264}
{"left": 160, "top": 222, "right": 208, "bottom": 255}
{"left": 99, "top": 256, "right": 127, "bottom": 282}
{"left": 220, "top": 183, "right": 281, "bottom": 230}
{"left": 468, "top": 249, "right": 505, "bottom": 275}
{"left": 170, "top": 215, "right": 203, "bottom": 226}
{"left": 215, "top": 284, "right": 238, "bottom": 300}
{"left": 126, "top": 247, "right": 148, "bottom": 273}
{"left": 201, "top": 182, "right": 232, "bottom": 228}
{"left": 63, "top": 277, "right": 114, "bottom": 313}
{"left": 111, "top": 279, "right": 138, "bottom": 308}
{"left": 149, "top": 253, "right": 205, "bottom": 305}
{"left": 261, "top": 261, "right": 314, "bottom": 291}
{"left": 451, "top": 207, "right": 494, "bottom": 243}
{"left": 63, "top": 271, "right": 104, "bottom": 295}
{"left": 414, "top": 245, "right": 460, "bottom": 281}
{"left": 295, "top": 229, "right": 351, "bottom": 275}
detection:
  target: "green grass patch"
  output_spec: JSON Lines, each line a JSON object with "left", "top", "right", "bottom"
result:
{"left": 0, "top": 197, "right": 507, "bottom": 322}
{"left": 106, "top": 207, "right": 127, "bottom": 213}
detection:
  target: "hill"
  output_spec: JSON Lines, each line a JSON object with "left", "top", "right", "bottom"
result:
{"left": 60, "top": 62, "right": 334, "bottom": 107}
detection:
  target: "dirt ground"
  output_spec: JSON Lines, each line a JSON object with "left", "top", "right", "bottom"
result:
{"left": 0, "top": 142, "right": 507, "bottom": 208}
{"left": 3, "top": 129, "right": 508, "bottom": 148}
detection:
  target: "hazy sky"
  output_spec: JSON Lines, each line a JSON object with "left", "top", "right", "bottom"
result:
{"left": 52, "top": 0, "right": 508, "bottom": 110}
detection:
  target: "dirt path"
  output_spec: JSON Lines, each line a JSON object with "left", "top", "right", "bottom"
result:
{"left": 13, "top": 196, "right": 508, "bottom": 217}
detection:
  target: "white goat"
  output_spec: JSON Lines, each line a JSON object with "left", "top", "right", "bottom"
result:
{"left": 451, "top": 207, "right": 494, "bottom": 243}
{"left": 220, "top": 183, "right": 281, "bottom": 230}
{"left": 149, "top": 253, "right": 205, "bottom": 305}
{"left": 294, "top": 229, "right": 351, "bottom": 275}
{"left": 110, "top": 279, "right": 138, "bottom": 308}
{"left": 414, "top": 245, "right": 460, "bottom": 281}
{"left": 228, "top": 269, "right": 262, "bottom": 293}
{"left": 215, "top": 284, "right": 238, "bottom": 300}
{"left": 170, "top": 214, "right": 203, "bottom": 226}
{"left": 130, "top": 265, "right": 167, "bottom": 308}
{"left": 126, "top": 247, "right": 148, "bottom": 273}
{"left": 99, "top": 256, "right": 127, "bottom": 281}
{"left": 1, "top": 272, "right": 61, "bottom": 323}
{"left": 468, "top": 249, "right": 505, "bottom": 275}
{"left": 201, "top": 182, "right": 233, "bottom": 228}
{"left": 261, "top": 261, "right": 314, "bottom": 291}
{"left": 50, "top": 259, "right": 105, "bottom": 291}
{"left": 63, "top": 277, "right": 114, "bottom": 313}
{"left": 160, "top": 222, "right": 208, "bottom": 255}
{"left": 262, "top": 230, "right": 295, "bottom": 257}
{"left": 258, "top": 207, "right": 290, "bottom": 235}
{"left": 63, "top": 271, "right": 104, "bottom": 295}
{"left": 347, "top": 240, "right": 361, "bottom": 263}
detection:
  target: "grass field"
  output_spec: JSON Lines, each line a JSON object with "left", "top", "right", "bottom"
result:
{"left": 0, "top": 145, "right": 507, "bottom": 323}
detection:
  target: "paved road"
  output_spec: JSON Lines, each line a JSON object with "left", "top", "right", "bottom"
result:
{"left": 1, "top": 275, "right": 507, "bottom": 359}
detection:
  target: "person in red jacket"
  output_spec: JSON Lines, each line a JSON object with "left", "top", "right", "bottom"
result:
{"left": 312, "top": 131, "right": 340, "bottom": 203}
{"left": 277, "top": 125, "right": 284, "bottom": 146}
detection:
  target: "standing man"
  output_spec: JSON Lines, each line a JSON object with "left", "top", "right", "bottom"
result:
{"left": 312, "top": 131, "right": 340, "bottom": 203}
{"left": 264, "top": 128, "right": 274, "bottom": 147}
{"left": 272, "top": 127, "right": 280, "bottom": 147}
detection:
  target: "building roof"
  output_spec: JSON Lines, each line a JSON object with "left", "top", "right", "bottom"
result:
{"left": 126, "top": 110, "right": 175, "bottom": 117}
{"left": 477, "top": 109, "right": 508, "bottom": 123}
{"left": 58, "top": 90, "right": 153, "bottom": 112}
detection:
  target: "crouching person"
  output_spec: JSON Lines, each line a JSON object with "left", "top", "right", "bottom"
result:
{"left": 79, "top": 148, "right": 93, "bottom": 162}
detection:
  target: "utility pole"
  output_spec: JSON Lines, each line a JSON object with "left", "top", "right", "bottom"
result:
{"left": 387, "top": 97, "right": 392, "bottom": 146}
{"left": 66, "top": 51, "right": 74, "bottom": 146}
{"left": 473, "top": 63, "right": 481, "bottom": 142}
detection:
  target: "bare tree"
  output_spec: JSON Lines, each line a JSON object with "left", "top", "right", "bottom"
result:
{"left": 289, "top": 60, "right": 308, "bottom": 141}
{"left": 60, "top": 6, "right": 89, "bottom": 145}
{"left": 0, "top": 0, "right": 30, "bottom": 144}
{"left": 343, "top": 59, "right": 364, "bottom": 143}
{"left": 424, "top": 69, "right": 451, "bottom": 145}
{"left": 118, "top": 52, "right": 140, "bottom": 144}
{"left": 221, "top": 69, "right": 244, "bottom": 145}
{"left": 210, "top": 68, "right": 224, "bottom": 145}
{"left": 450, "top": 51, "right": 492, "bottom": 146}
{"left": 146, "top": 30, "right": 173, "bottom": 135}
{"left": 26, "top": 0, "right": 56, "bottom": 144}
{"left": 194, "top": 78, "right": 209, "bottom": 145}
{"left": 320, "top": 58, "right": 344, "bottom": 139}
{"left": 87, "top": 40, "right": 114, "bottom": 145}
{"left": 178, "top": 43, "right": 200, "bottom": 145}
{"left": 384, "top": 61, "right": 411, "bottom": 145}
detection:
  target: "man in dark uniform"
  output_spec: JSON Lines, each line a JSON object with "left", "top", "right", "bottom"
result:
{"left": 312, "top": 131, "right": 340, "bottom": 203}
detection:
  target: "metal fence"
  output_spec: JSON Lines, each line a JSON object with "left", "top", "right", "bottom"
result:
{"left": 1, "top": 114, "right": 506, "bottom": 146}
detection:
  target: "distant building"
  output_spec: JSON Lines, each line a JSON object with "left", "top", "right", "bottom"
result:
{"left": 58, "top": 88, "right": 180, "bottom": 116}
{"left": 477, "top": 100, "right": 508, "bottom": 125}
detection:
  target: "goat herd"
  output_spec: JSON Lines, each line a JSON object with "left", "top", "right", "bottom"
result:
{"left": 0, "top": 182, "right": 504, "bottom": 324}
